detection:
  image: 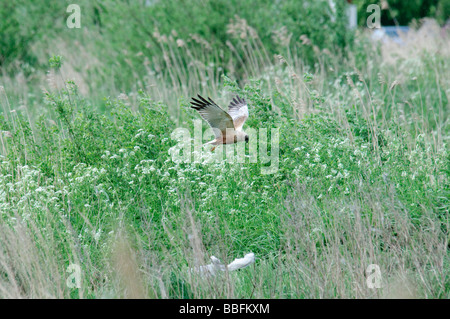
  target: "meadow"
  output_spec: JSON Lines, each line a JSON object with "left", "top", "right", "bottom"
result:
{"left": 0, "top": 1, "right": 448, "bottom": 298}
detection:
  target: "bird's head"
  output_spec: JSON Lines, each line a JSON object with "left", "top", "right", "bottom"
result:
{"left": 245, "top": 135, "right": 249, "bottom": 143}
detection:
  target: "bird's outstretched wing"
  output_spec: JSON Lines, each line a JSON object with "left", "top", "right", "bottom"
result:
{"left": 227, "top": 96, "right": 248, "bottom": 131}
{"left": 190, "top": 95, "right": 235, "bottom": 139}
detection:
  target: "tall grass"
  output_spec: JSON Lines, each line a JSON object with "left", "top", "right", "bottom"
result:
{"left": 0, "top": 16, "right": 448, "bottom": 298}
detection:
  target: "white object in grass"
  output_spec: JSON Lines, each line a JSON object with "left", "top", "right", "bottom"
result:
{"left": 192, "top": 253, "right": 255, "bottom": 276}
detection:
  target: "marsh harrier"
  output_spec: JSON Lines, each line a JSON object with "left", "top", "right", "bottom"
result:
{"left": 190, "top": 95, "right": 249, "bottom": 151}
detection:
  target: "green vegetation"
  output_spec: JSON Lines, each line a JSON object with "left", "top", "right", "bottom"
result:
{"left": 0, "top": 0, "right": 448, "bottom": 298}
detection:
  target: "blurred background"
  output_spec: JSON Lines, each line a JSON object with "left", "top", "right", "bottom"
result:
{"left": 1, "top": 0, "right": 449, "bottom": 107}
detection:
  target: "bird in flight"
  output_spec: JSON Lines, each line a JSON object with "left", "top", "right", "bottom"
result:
{"left": 190, "top": 95, "right": 249, "bottom": 151}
